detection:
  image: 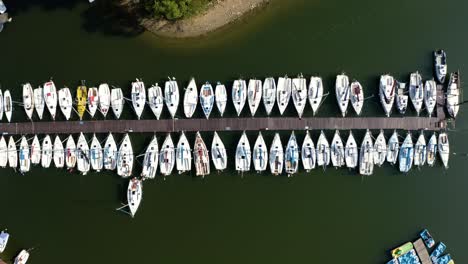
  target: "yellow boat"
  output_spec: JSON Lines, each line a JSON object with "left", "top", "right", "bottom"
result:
{"left": 391, "top": 242, "right": 413, "bottom": 258}
{"left": 76, "top": 84, "right": 87, "bottom": 120}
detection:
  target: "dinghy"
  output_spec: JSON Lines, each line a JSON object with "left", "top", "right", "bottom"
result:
{"left": 308, "top": 76, "right": 324, "bottom": 115}
{"left": 396, "top": 81, "right": 408, "bottom": 114}
{"left": 0, "top": 90, "right": 3, "bottom": 120}
{"left": 98, "top": 83, "right": 111, "bottom": 117}
{"left": 386, "top": 130, "right": 399, "bottom": 165}
{"left": 23, "top": 83, "right": 35, "bottom": 120}
{"left": 90, "top": 134, "right": 103, "bottom": 171}
{"left": 373, "top": 130, "right": 386, "bottom": 166}
{"left": 159, "top": 133, "right": 175, "bottom": 176}
{"left": 141, "top": 135, "right": 159, "bottom": 178}
{"left": 302, "top": 131, "right": 316, "bottom": 171}
{"left": 43, "top": 80, "right": 57, "bottom": 120}
{"left": 235, "top": 132, "right": 251, "bottom": 173}
{"left": 0, "top": 230, "right": 9, "bottom": 253}
{"left": 414, "top": 131, "right": 427, "bottom": 167}
{"left": 19, "top": 136, "right": 30, "bottom": 173}
{"left": 41, "top": 135, "right": 53, "bottom": 168}
{"left": 434, "top": 49, "right": 447, "bottom": 83}
{"left": 409, "top": 71, "right": 424, "bottom": 115}
{"left": 253, "top": 132, "right": 268, "bottom": 173}
{"left": 53, "top": 135, "right": 64, "bottom": 168}
{"left": 285, "top": 131, "right": 299, "bottom": 176}
{"left": 438, "top": 132, "right": 449, "bottom": 169}
{"left": 335, "top": 74, "right": 350, "bottom": 117}
{"left": 316, "top": 130, "right": 330, "bottom": 168}
{"left": 131, "top": 79, "right": 146, "bottom": 119}
{"left": 65, "top": 135, "right": 77, "bottom": 169}
{"left": 76, "top": 83, "right": 87, "bottom": 120}
{"left": 0, "top": 136, "right": 6, "bottom": 167}
{"left": 8, "top": 136, "right": 17, "bottom": 169}
{"left": 399, "top": 132, "right": 414, "bottom": 173}
{"left": 58, "top": 87, "right": 73, "bottom": 120}
{"left": 200, "top": 82, "right": 215, "bottom": 119}
{"left": 359, "top": 130, "right": 374, "bottom": 176}
{"left": 232, "top": 79, "right": 247, "bottom": 116}
{"left": 110, "top": 87, "right": 124, "bottom": 119}
{"left": 77, "top": 133, "right": 90, "bottom": 175}
{"left": 277, "top": 76, "right": 292, "bottom": 115}
{"left": 262, "top": 77, "right": 276, "bottom": 116}
{"left": 446, "top": 72, "right": 460, "bottom": 118}
{"left": 211, "top": 131, "right": 227, "bottom": 171}
{"left": 194, "top": 132, "right": 210, "bottom": 177}
{"left": 34, "top": 87, "right": 45, "bottom": 120}
{"left": 350, "top": 81, "right": 364, "bottom": 115}
{"left": 176, "top": 132, "right": 191, "bottom": 174}
{"left": 103, "top": 133, "right": 118, "bottom": 170}
{"left": 30, "top": 135, "right": 41, "bottom": 165}
{"left": 269, "top": 133, "right": 283, "bottom": 175}
{"left": 215, "top": 83, "right": 227, "bottom": 117}
{"left": 424, "top": 80, "right": 437, "bottom": 116}
{"left": 14, "top": 249, "right": 29, "bottom": 264}
{"left": 117, "top": 134, "right": 133, "bottom": 178}
{"left": 148, "top": 84, "right": 164, "bottom": 119}
{"left": 127, "top": 177, "right": 143, "bottom": 218}
{"left": 292, "top": 74, "right": 307, "bottom": 118}
{"left": 183, "top": 78, "right": 198, "bottom": 118}
{"left": 247, "top": 79, "right": 262, "bottom": 116}
{"left": 345, "top": 131, "right": 358, "bottom": 169}
{"left": 426, "top": 133, "right": 437, "bottom": 167}
{"left": 3, "top": 90, "right": 12, "bottom": 122}
{"left": 379, "top": 74, "right": 395, "bottom": 117}
{"left": 165, "top": 78, "right": 180, "bottom": 119}
{"left": 330, "top": 130, "right": 345, "bottom": 168}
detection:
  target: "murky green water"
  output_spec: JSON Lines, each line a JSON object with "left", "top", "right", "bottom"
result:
{"left": 0, "top": 0, "right": 467, "bottom": 263}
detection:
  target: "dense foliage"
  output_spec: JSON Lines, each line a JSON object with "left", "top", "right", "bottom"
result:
{"left": 143, "top": 0, "right": 211, "bottom": 20}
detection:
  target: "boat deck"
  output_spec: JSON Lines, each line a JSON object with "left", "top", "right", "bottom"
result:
{"left": 413, "top": 238, "right": 433, "bottom": 264}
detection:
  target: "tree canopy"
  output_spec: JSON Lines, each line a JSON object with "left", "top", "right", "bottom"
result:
{"left": 143, "top": 0, "right": 211, "bottom": 20}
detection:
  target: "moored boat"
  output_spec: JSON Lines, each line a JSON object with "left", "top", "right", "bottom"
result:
{"left": 308, "top": 76, "right": 323, "bottom": 115}
{"left": 330, "top": 130, "right": 345, "bottom": 168}
{"left": 215, "top": 83, "right": 227, "bottom": 117}
{"left": 30, "top": 135, "right": 41, "bottom": 165}
{"left": 424, "top": 80, "right": 437, "bottom": 116}
{"left": 379, "top": 74, "right": 395, "bottom": 117}
{"left": 127, "top": 177, "right": 143, "bottom": 218}
{"left": 0, "top": 136, "right": 7, "bottom": 167}
{"left": 285, "top": 131, "right": 299, "bottom": 176}
{"left": 117, "top": 134, "right": 133, "bottom": 178}
{"left": 253, "top": 132, "right": 268, "bottom": 173}
{"left": 0, "top": 230, "right": 9, "bottom": 253}
{"left": 131, "top": 79, "right": 146, "bottom": 119}
{"left": 103, "top": 133, "right": 118, "bottom": 170}
{"left": 437, "top": 254, "right": 452, "bottom": 264}
{"left": 399, "top": 132, "right": 414, "bottom": 173}
{"left": 262, "top": 77, "right": 276, "bottom": 116}
{"left": 386, "top": 130, "right": 399, "bottom": 165}
{"left": 438, "top": 132, "right": 449, "bottom": 169}
{"left": 430, "top": 242, "right": 446, "bottom": 263}
{"left": 316, "top": 130, "right": 330, "bottom": 168}
{"left": 176, "top": 132, "right": 191, "bottom": 174}
{"left": 211, "top": 132, "right": 227, "bottom": 171}
{"left": 336, "top": 73, "right": 350, "bottom": 117}
{"left": 446, "top": 71, "right": 460, "bottom": 118}
{"left": 159, "top": 133, "right": 175, "bottom": 176}
{"left": 43, "top": 80, "right": 57, "bottom": 120}
{"left": 77, "top": 133, "right": 90, "bottom": 175}
{"left": 235, "top": 132, "right": 251, "bottom": 173}
{"left": 200, "top": 82, "right": 215, "bottom": 119}
{"left": 302, "top": 131, "right": 316, "bottom": 171}
{"left": 41, "top": 135, "right": 53, "bottom": 168}
{"left": 193, "top": 132, "right": 210, "bottom": 177}
{"left": 247, "top": 79, "right": 262, "bottom": 116}
{"left": 90, "top": 134, "right": 103, "bottom": 171}
{"left": 165, "top": 78, "right": 180, "bottom": 119}
{"left": 148, "top": 84, "right": 164, "bottom": 119}
{"left": 292, "top": 74, "right": 307, "bottom": 118}
{"left": 110, "top": 87, "right": 124, "bottom": 119}
{"left": 350, "top": 81, "right": 364, "bottom": 115}
{"left": 14, "top": 249, "right": 30, "bottom": 264}
{"left": 269, "top": 133, "right": 283, "bottom": 175}
{"left": 277, "top": 76, "right": 292, "bottom": 115}
{"left": 3, "top": 89, "right": 12, "bottom": 122}
{"left": 396, "top": 81, "right": 408, "bottom": 114}
{"left": 8, "top": 136, "right": 17, "bottom": 169}
{"left": 414, "top": 131, "right": 427, "bottom": 167}
{"left": 434, "top": 49, "right": 447, "bottom": 83}
{"left": 359, "top": 130, "right": 374, "bottom": 176}
{"left": 98, "top": 83, "right": 111, "bottom": 117}
{"left": 427, "top": 133, "right": 437, "bottom": 167}
{"left": 142, "top": 135, "right": 159, "bottom": 178}
{"left": 232, "top": 79, "right": 247, "bottom": 116}
{"left": 65, "top": 135, "right": 77, "bottom": 169}
{"left": 23, "top": 83, "right": 35, "bottom": 120}
{"left": 58, "top": 87, "right": 73, "bottom": 120}
{"left": 0, "top": 90, "right": 3, "bottom": 120}
{"left": 373, "top": 130, "right": 386, "bottom": 166}
{"left": 345, "top": 131, "right": 358, "bottom": 169}
{"left": 19, "top": 136, "right": 31, "bottom": 173}
{"left": 34, "top": 87, "right": 45, "bottom": 120}
{"left": 53, "top": 135, "right": 64, "bottom": 168}
{"left": 409, "top": 71, "right": 424, "bottom": 115}
{"left": 183, "top": 78, "right": 198, "bottom": 118}
{"left": 76, "top": 83, "right": 87, "bottom": 120}
{"left": 420, "top": 229, "right": 435, "bottom": 248}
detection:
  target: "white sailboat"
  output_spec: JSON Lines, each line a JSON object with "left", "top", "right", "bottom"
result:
{"left": 330, "top": 130, "right": 345, "bottom": 168}
{"left": 43, "top": 80, "right": 57, "bottom": 120}
{"left": 285, "top": 131, "right": 299, "bottom": 176}
{"left": 247, "top": 79, "right": 262, "bottom": 116}
{"left": 183, "top": 78, "right": 198, "bottom": 118}
{"left": 19, "top": 136, "right": 30, "bottom": 173}
{"left": 386, "top": 130, "right": 399, "bottom": 165}
{"left": 193, "top": 132, "right": 210, "bottom": 177}
{"left": 359, "top": 130, "right": 374, "bottom": 176}
{"left": 127, "top": 177, "right": 143, "bottom": 218}
{"left": 316, "top": 130, "right": 330, "bottom": 168}
{"left": 211, "top": 131, "right": 227, "bottom": 171}
{"left": 308, "top": 76, "right": 324, "bottom": 115}
{"left": 141, "top": 135, "right": 159, "bottom": 179}
{"left": 424, "top": 80, "right": 437, "bottom": 116}
{"left": 77, "top": 133, "right": 90, "bottom": 175}
{"left": 292, "top": 74, "right": 307, "bottom": 118}
{"left": 8, "top": 136, "right": 17, "bottom": 169}
{"left": 111, "top": 87, "right": 125, "bottom": 119}
{"left": 269, "top": 133, "right": 283, "bottom": 175}
{"left": 53, "top": 135, "right": 64, "bottom": 169}
{"left": 414, "top": 131, "right": 427, "bottom": 167}
{"left": 215, "top": 83, "right": 227, "bottom": 117}
{"left": 345, "top": 131, "right": 358, "bottom": 169}
{"left": 117, "top": 134, "right": 133, "bottom": 178}
{"left": 0, "top": 90, "right": 3, "bottom": 120}
{"left": 0, "top": 230, "right": 9, "bottom": 253}
{"left": 350, "top": 81, "right": 364, "bottom": 115}
{"left": 438, "top": 132, "right": 449, "bottom": 169}
{"left": 164, "top": 78, "right": 180, "bottom": 119}
{"left": 396, "top": 81, "right": 408, "bottom": 114}
{"left": 34, "top": 87, "right": 45, "bottom": 120}
{"left": 232, "top": 79, "right": 247, "bottom": 116}
{"left": 262, "top": 77, "right": 276, "bottom": 116}
{"left": 41, "top": 135, "right": 53, "bottom": 168}
{"left": 14, "top": 249, "right": 30, "bottom": 264}
{"left": 90, "top": 134, "right": 103, "bottom": 171}
{"left": 159, "top": 133, "right": 175, "bottom": 176}
{"left": 65, "top": 135, "right": 77, "bottom": 169}
{"left": 373, "top": 130, "right": 386, "bottom": 166}
{"left": 131, "top": 79, "right": 146, "bottom": 119}
{"left": 103, "top": 133, "right": 118, "bottom": 170}
{"left": 58, "top": 87, "right": 73, "bottom": 120}
{"left": 409, "top": 71, "right": 424, "bottom": 115}
{"left": 276, "top": 76, "right": 292, "bottom": 115}
{"left": 87, "top": 87, "right": 99, "bottom": 118}
{"left": 335, "top": 74, "right": 350, "bottom": 117}
{"left": 98, "top": 83, "right": 111, "bottom": 117}
{"left": 399, "top": 132, "right": 414, "bottom": 173}
{"left": 446, "top": 72, "right": 460, "bottom": 118}
{"left": 426, "top": 133, "right": 437, "bottom": 167}
{"left": 253, "top": 132, "right": 268, "bottom": 173}
{"left": 235, "top": 132, "right": 251, "bottom": 172}
{"left": 302, "top": 131, "right": 316, "bottom": 171}
{"left": 23, "top": 83, "right": 35, "bottom": 120}
{"left": 200, "top": 82, "right": 215, "bottom": 119}
{"left": 3, "top": 89, "right": 12, "bottom": 122}
{"left": 30, "top": 135, "right": 41, "bottom": 165}
{"left": 434, "top": 49, "right": 447, "bottom": 83}
{"left": 379, "top": 74, "right": 395, "bottom": 117}
{"left": 176, "top": 132, "right": 191, "bottom": 174}
{"left": 148, "top": 84, "right": 164, "bottom": 119}
{"left": 0, "top": 136, "right": 7, "bottom": 167}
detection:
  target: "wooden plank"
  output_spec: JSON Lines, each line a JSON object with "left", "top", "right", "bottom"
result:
{"left": 413, "top": 239, "right": 433, "bottom": 264}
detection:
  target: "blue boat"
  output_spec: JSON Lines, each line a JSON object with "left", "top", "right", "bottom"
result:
{"left": 437, "top": 254, "right": 452, "bottom": 264}
{"left": 386, "top": 259, "right": 399, "bottom": 264}
{"left": 200, "top": 82, "right": 214, "bottom": 119}
{"left": 430, "top": 242, "right": 446, "bottom": 263}
{"left": 420, "top": 229, "right": 435, "bottom": 248}
{"left": 397, "top": 249, "right": 421, "bottom": 264}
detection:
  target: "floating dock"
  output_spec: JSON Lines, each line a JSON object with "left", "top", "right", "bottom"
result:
{"left": 413, "top": 238, "right": 432, "bottom": 264}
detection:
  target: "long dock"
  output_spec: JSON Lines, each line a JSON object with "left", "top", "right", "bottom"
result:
{"left": 413, "top": 239, "right": 432, "bottom": 264}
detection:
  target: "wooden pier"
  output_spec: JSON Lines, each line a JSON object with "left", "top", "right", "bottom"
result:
{"left": 413, "top": 238, "right": 432, "bottom": 264}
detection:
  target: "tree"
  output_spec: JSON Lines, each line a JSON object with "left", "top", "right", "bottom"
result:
{"left": 144, "top": 0, "right": 199, "bottom": 20}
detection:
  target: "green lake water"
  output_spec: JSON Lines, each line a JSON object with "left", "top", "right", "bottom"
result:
{"left": 0, "top": 0, "right": 467, "bottom": 263}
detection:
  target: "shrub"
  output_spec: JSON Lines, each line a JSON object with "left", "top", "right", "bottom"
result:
{"left": 144, "top": 0, "right": 211, "bottom": 20}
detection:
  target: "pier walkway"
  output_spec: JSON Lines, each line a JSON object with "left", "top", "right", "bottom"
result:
{"left": 413, "top": 239, "right": 432, "bottom": 264}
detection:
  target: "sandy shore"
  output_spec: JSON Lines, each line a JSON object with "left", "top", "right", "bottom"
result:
{"left": 139, "top": 0, "right": 270, "bottom": 38}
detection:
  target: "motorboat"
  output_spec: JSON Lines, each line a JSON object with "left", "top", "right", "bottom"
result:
{"left": 41, "top": 135, "right": 53, "bottom": 168}
{"left": 8, "top": 136, "right": 17, "bottom": 169}
{"left": 211, "top": 131, "right": 227, "bottom": 171}
{"left": 399, "top": 132, "right": 414, "bottom": 173}
{"left": 396, "top": 81, "right": 408, "bottom": 114}
{"left": 345, "top": 131, "right": 358, "bottom": 169}
{"left": 276, "top": 76, "right": 292, "bottom": 115}
{"left": 193, "top": 132, "right": 210, "bottom": 177}
{"left": 430, "top": 242, "right": 447, "bottom": 263}
{"left": 58, "top": 87, "right": 73, "bottom": 120}
{"left": 103, "top": 133, "right": 118, "bottom": 170}
{"left": 19, "top": 136, "right": 30, "bottom": 173}
{"left": 285, "top": 131, "right": 299, "bottom": 176}
{"left": 117, "top": 134, "right": 133, "bottom": 178}
{"left": 330, "top": 130, "right": 345, "bottom": 168}
{"left": 165, "top": 78, "right": 180, "bottom": 119}
{"left": 183, "top": 78, "right": 198, "bottom": 118}
{"left": 131, "top": 79, "right": 146, "bottom": 119}
{"left": 127, "top": 177, "right": 143, "bottom": 218}
{"left": 23, "top": 83, "right": 35, "bottom": 120}
{"left": 235, "top": 132, "right": 251, "bottom": 173}
{"left": 0, "top": 90, "right": 3, "bottom": 120}
{"left": 141, "top": 135, "right": 159, "bottom": 178}
{"left": 379, "top": 74, "right": 395, "bottom": 117}
{"left": 373, "top": 130, "right": 386, "bottom": 166}
{"left": 424, "top": 80, "right": 437, "bottom": 116}
{"left": 434, "top": 49, "right": 447, "bottom": 83}
{"left": 110, "top": 87, "right": 124, "bottom": 119}
{"left": 414, "top": 131, "right": 427, "bottom": 167}
{"left": 269, "top": 133, "right": 283, "bottom": 175}
{"left": 0, "top": 230, "right": 9, "bottom": 253}
{"left": 232, "top": 79, "right": 247, "bottom": 116}
{"left": 409, "top": 71, "right": 424, "bottom": 115}
{"left": 65, "top": 135, "right": 77, "bottom": 169}
{"left": 77, "top": 133, "right": 90, "bottom": 175}
{"left": 215, "top": 83, "right": 227, "bottom": 117}
{"left": 302, "top": 131, "right": 316, "bottom": 171}
{"left": 148, "top": 84, "right": 164, "bottom": 119}
{"left": 386, "top": 130, "right": 399, "bottom": 165}
{"left": 43, "top": 80, "right": 57, "bottom": 120}
{"left": 90, "top": 134, "right": 103, "bottom": 171}
{"left": 350, "top": 81, "right": 364, "bottom": 115}
{"left": 247, "top": 79, "right": 262, "bottom": 116}
{"left": 292, "top": 74, "right": 307, "bottom": 118}
{"left": 308, "top": 76, "right": 323, "bottom": 115}
{"left": 53, "top": 135, "right": 64, "bottom": 168}
{"left": 14, "top": 249, "right": 30, "bottom": 264}
{"left": 262, "top": 77, "right": 276, "bottom": 116}
{"left": 446, "top": 72, "right": 460, "bottom": 118}
{"left": 420, "top": 229, "right": 435, "bottom": 248}
{"left": 3, "top": 89, "right": 12, "bottom": 122}
{"left": 336, "top": 74, "right": 350, "bottom": 117}
{"left": 253, "top": 132, "right": 268, "bottom": 173}
{"left": 0, "top": 0, "right": 6, "bottom": 14}
{"left": 176, "top": 132, "right": 191, "bottom": 174}
{"left": 359, "top": 130, "right": 374, "bottom": 176}
{"left": 34, "top": 87, "right": 45, "bottom": 120}
{"left": 316, "top": 130, "right": 330, "bottom": 168}
{"left": 427, "top": 133, "right": 437, "bottom": 167}
{"left": 0, "top": 136, "right": 6, "bottom": 167}
{"left": 159, "top": 133, "right": 175, "bottom": 176}
{"left": 30, "top": 135, "right": 41, "bottom": 165}
{"left": 98, "top": 83, "right": 111, "bottom": 117}
{"left": 200, "top": 82, "right": 215, "bottom": 119}
{"left": 76, "top": 83, "right": 87, "bottom": 120}
{"left": 438, "top": 132, "right": 449, "bottom": 169}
